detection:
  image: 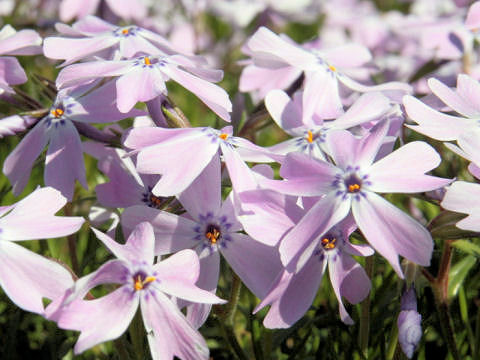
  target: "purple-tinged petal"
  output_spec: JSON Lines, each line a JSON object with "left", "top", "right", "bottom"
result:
{"left": 134, "top": 130, "right": 219, "bottom": 197}
{"left": 221, "top": 233, "right": 282, "bottom": 299}
{"left": 265, "top": 89, "right": 303, "bottom": 133}
{"left": 456, "top": 74, "right": 480, "bottom": 114}
{"left": 0, "top": 241, "right": 74, "bottom": 314}
{"left": 0, "top": 115, "right": 36, "bottom": 138}
{"left": 68, "top": 260, "right": 129, "bottom": 302}
{"left": 121, "top": 206, "right": 197, "bottom": 255}
{"left": 352, "top": 192, "right": 433, "bottom": 277}
{"left": 56, "top": 60, "right": 128, "bottom": 89}
{"left": 44, "top": 36, "right": 119, "bottom": 66}
{"left": 154, "top": 249, "right": 225, "bottom": 304}
{"left": 123, "top": 126, "right": 193, "bottom": 149}
{"left": 428, "top": 77, "right": 479, "bottom": 118}
{"left": 238, "top": 189, "right": 303, "bottom": 246}
{"left": 304, "top": 69, "right": 343, "bottom": 120}
{"left": 0, "top": 27, "right": 42, "bottom": 55}
{"left": 457, "top": 129, "right": 480, "bottom": 167}
{"left": 247, "top": 27, "right": 317, "bottom": 69}
{"left": 45, "top": 121, "right": 87, "bottom": 200}
{"left": 95, "top": 155, "right": 144, "bottom": 208}
{"left": 184, "top": 247, "right": 220, "bottom": 329}
{"left": 441, "top": 181, "right": 480, "bottom": 231}
{"left": 256, "top": 254, "right": 325, "bottom": 329}
{"left": 116, "top": 67, "right": 167, "bottom": 113}
{"left": 179, "top": 153, "right": 221, "bottom": 221}
{"left": 59, "top": 287, "right": 139, "bottom": 354}
{"left": 2, "top": 119, "right": 48, "bottom": 196}
{"left": 0, "top": 57, "right": 27, "bottom": 85}
{"left": 339, "top": 75, "right": 412, "bottom": 94}
{"left": 280, "top": 152, "right": 338, "bottom": 187}
{"left": 71, "top": 15, "right": 116, "bottom": 34}
{"left": 332, "top": 92, "right": 391, "bottom": 130}
{"left": 92, "top": 222, "right": 155, "bottom": 264}
{"left": 141, "top": 291, "right": 209, "bottom": 360}
{"left": 280, "top": 193, "right": 351, "bottom": 269}
{"left": 162, "top": 64, "right": 232, "bottom": 121}
{"left": 328, "top": 253, "right": 371, "bottom": 324}
{"left": 72, "top": 80, "right": 145, "bottom": 123}
{"left": 239, "top": 64, "right": 302, "bottom": 97}
{"left": 403, "top": 95, "right": 473, "bottom": 141}
{"left": 0, "top": 187, "right": 84, "bottom": 241}
{"left": 368, "top": 141, "right": 451, "bottom": 193}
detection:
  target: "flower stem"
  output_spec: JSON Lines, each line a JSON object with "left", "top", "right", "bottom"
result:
{"left": 431, "top": 240, "right": 460, "bottom": 360}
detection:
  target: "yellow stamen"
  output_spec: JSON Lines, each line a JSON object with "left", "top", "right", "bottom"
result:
{"left": 348, "top": 183, "right": 361, "bottom": 193}
{"left": 306, "top": 130, "right": 314, "bottom": 143}
{"left": 328, "top": 65, "right": 337, "bottom": 72}
{"left": 51, "top": 108, "right": 64, "bottom": 118}
{"left": 144, "top": 57, "right": 151, "bottom": 65}
{"left": 219, "top": 133, "right": 228, "bottom": 140}
{"left": 122, "top": 28, "right": 129, "bottom": 35}
{"left": 134, "top": 275, "right": 156, "bottom": 291}
{"left": 205, "top": 228, "right": 221, "bottom": 244}
{"left": 321, "top": 237, "right": 336, "bottom": 250}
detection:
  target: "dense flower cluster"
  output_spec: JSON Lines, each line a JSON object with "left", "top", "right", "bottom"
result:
{"left": 0, "top": 1, "right": 479, "bottom": 359}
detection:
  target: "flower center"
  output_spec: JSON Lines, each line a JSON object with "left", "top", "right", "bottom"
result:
{"left": 306, "top": 130, "right": 314, "bottom": 143}
{"left": 321, "top": 236, "right": 337, "bottom": 250}
{"left": 328, "top": 64, "right": 337, "bottom": 72}
{"left": 205, "top": 224, "right": 221, "bottom": 244}
{"left": 219, "top": 133, "right": 228, "bottom": 140}
{"left": 51, "top": 108, "right": 64, "bottom": 118}
{"left": 122, "top": 29, "right": 129, "bottom": 35}
{"left": 344, "top": 174, "right": 363, "bottom": 193}
{"left": 133, "top": 272, "right": 156, "bottom": 291}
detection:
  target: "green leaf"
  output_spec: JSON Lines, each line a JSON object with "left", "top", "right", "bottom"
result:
{"left": 448, "top": 255, "right": 477, "bottom": 299}
{"left": 451, "top": 240, "right": 480, "bottom": 258}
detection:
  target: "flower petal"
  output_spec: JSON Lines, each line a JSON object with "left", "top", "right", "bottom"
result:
{"left": 352, "top": 192, "right": 433, "bottom": 277}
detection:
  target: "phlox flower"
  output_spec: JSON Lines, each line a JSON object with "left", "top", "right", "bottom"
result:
{"left": 123, "top": 125, "right": 271, "bottom": 197}
{"left": 241, "top": 26, "right": 411, "bottom": 117}
{"left": 56, "top": 53, "right": 232, "bottom": 119}
{"left": 44, "top": 15, "right": 178, "bottom": 65}
{"left": 59, "top": 0, "right": 148, "bottom": 22}
{"left": 259, "top": 120, "right": 451, "bottom": 276}
{"left": 121, "top": 156, "right": 282, "bottom": 326}
{"left": 0, "top": 24, "right": 42, "bottom": 94}
{"left": 50, "top": 222, "right": 225, "bottom": 360}
{"left": 0, "top": 187, "right": 84, "bottom": 315}
{"left": 265, "top": 89, "right": 392, "bottom": 160}
{"left": 254, "top": 217, "right": 372, "bottom": 328}
{"left": 2, "top": 82, "right": 141, "bottom": 199}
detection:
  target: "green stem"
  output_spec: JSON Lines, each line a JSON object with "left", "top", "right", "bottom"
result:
{"left": 386, "top": 318, "right": 399, "bottom": 360}
{"left": 359, "top": 256, "right": 375, "bottom": 359}
{"left": 432, "top": 240, "right": 460, "bottom": 360}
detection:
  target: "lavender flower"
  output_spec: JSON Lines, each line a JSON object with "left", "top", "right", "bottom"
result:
{"left": 50, "top": 222, "right": 225, "bottom": 359}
